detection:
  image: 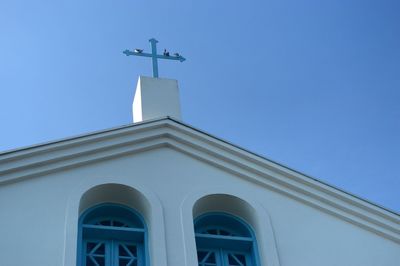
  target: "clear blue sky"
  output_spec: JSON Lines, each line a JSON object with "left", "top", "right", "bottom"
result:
{"left": 1, "top": 1, "right": 399, "bottom": 212}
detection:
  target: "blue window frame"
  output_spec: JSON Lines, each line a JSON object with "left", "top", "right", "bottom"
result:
{"left": 194, "top": 213, "right": 259, "bottom": 266}
{"left": 78, "top": 203, "right": 147, "bottom": 266}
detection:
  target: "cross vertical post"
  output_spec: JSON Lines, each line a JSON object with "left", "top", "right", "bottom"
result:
{"left": 123, "top": 38, "right": 186, "bottom": 78}
{"left": 149, "top": 38, "right": 159, "bottom": 78}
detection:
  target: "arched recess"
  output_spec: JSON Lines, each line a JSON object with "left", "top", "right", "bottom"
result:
{"left": 78, "top": 184, "right": 150, "bottom": 220}
{"left": 181, "top": 190, "right": 281, "bottom": 266}
{"left": 63, "top": 178, "right": 167, "bottom": 266}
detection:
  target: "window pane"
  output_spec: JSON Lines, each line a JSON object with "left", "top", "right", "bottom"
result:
{"left": 114, "top": 220, "right": 125, "bottom": 227}
{"left": 126, "top": 245, "right": 137, "bottom": 257}
{"left": 197, "top": 251, "right": 207, "bottom": 262}
{"left": 86, "top": 256, "right": 106, "bottom": 266}
{"left": 219, "top": 229, "right": 233, "bottom": 236}
{"left": 205, "top": 252, "right": 216, "bottom": 264}
{"left": 227, "top": 253, "right": 246, "bottom": 266}
{"left": 119, "top": 244, "right": 137, "bottom": 258}
{"left": 99, "top": 220, "right": 111, "bottom": 226}
{"left": 198, "top": 251, "right": 217, "bottom": 266}
{"left": 95, "top": 256, "right": 105, "bottom": 266}
{"left": 86, "top": 256, "right": 99, "bottom": 266}
{"left": 207, "top": 229, "right": 218, "bottom": 235}
{"left": 119, "top": 257, "right": 137, "bottom": 266}
{"left": 86, "top": 242, "right": 105, "bottom": 255}
{"left": 87, "top": 242, "right": 97, "bottom": 253}
{"left": 94, "top": 244, "right": 105, "bottom": 255}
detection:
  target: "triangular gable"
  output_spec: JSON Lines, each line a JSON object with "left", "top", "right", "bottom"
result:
{"left": 0, "top": 117, "right": 399, "bottom": 243}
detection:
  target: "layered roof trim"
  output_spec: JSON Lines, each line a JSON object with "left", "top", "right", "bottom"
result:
{"left": 0, "top": 118, "right": 399, "bottom": 243}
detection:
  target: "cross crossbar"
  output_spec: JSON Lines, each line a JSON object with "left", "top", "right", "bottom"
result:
{"left": 123, "top": 38, "right": 186, "bottom": 78}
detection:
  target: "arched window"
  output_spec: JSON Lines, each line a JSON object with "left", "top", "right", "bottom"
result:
{"left": 194, "top": 213, "right": 259, "bottom": 266}
{"left": 78, "top": 203, "right": 147, "bottom": 266}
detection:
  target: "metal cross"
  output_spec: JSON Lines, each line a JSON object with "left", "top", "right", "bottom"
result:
{"left": 123, "top": 38, "right": 186, "bottom": 78}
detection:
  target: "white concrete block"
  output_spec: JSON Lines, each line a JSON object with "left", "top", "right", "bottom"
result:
{"left": 133, "top": 76, "right": 181, "bottom": 123}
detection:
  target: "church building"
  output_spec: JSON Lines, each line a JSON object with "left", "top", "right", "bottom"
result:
{"left": 0, "top": 75, "right": 399, "bottom": 266}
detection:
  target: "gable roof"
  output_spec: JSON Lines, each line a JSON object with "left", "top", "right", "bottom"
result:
{"left": 1, "top": 117, "right": 399, "bottom": 243}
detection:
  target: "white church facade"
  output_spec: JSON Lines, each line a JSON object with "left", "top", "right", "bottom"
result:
{"left": 0, "top": 76, "right": 399, "bottom": 266}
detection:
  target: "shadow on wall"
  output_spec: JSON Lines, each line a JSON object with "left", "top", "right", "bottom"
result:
{"left": 193, "top": 194, "right": 259, "bottom": 231}
{"left": 79, "top": 183, "right": 152, "bottom": 226}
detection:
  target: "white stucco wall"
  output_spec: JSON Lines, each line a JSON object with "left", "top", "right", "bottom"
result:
{"left": 0, "top": 146, "right": 399, "bottom": 266}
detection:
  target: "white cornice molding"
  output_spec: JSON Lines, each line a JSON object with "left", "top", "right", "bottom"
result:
{"left": 0, "top": 118, "right": 399, "bottom": 243}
